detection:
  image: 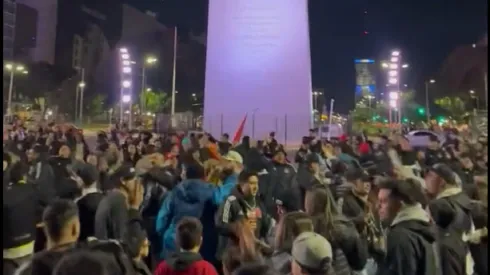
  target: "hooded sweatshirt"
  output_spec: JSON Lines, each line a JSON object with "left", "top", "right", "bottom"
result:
{"left": 378, "top": 203, "right": 439, "bottom": 275}
{"left": 154, "top": 251, "right": 217, "bottom": 275}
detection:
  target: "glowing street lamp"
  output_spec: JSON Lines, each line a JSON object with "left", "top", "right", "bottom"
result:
{"left": 122, "top": 95, "right": 131, "bottom": 103}
{"left": 402, "top": 64, "right": 409, "bottom": 69}
{"left": 145, "top": 56, "right": 158, "bottom": 64}
{"left": 424, "top": 79, "right": 436, "bottom": 123}
{"left": 122, "top": 80, "right": 131, "bottom": 88}
{"left": 5, "top": 63, "right": 28, "bottom": 116}
{"left": 78, "top": 82, "right": 86, "bottom": 88}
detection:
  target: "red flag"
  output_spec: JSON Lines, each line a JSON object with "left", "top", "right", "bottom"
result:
{"left": 232, "top": 114, "right": 247, "bottom": 145}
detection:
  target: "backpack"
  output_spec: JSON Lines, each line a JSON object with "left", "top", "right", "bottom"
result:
{"left": 82, "top": 239, "right": 136, "bottom": 275}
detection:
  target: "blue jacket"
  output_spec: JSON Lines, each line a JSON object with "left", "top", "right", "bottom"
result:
{"left": 155, "top": 174, "right": 238, "bottom": 259}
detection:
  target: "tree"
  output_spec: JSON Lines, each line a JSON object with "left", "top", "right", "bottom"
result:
{"left": 434, "top": 96, "right": 468, "bottom": 122}
{"left": 140, "top": 90, "right": 169, "bottom": 113}
{"left": 86, "top": 94, "right": 106, "bottom": 117}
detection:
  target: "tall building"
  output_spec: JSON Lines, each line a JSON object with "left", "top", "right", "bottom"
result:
{"left": 14, "top": 3, "right": 38, "bottom": 61}
{"left": 354, "top": 59, "right": 377, "bottom": 100}
{"left": 3, "top": 0, "right": 16, "bottom": 61}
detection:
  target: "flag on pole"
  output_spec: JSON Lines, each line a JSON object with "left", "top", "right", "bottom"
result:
{"left": 232, "top": 114, "right": 248, "bottom": 145}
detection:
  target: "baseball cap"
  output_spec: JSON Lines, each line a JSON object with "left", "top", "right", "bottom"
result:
{"left": 114, "top": 164, "right": 137, "bottom": 181}
{"left": 275, "top": 189, "right": 300, "bottom": 212}
{"left": 292, "top": 232, "right": 332, "bottom": 271}
{"left": 428, "top": 163, "right": 455, "bottom": 185}
{"left": 223, "top": 150, "right": 243, "bottom": 164}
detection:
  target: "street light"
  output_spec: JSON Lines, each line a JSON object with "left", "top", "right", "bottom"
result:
{"left": 119, "top": 47, "right": 134, "bottom": 127}
{"left": 5, "top": 63, "right": 28, "bottom": 116}
{"left": 122, "top": 80, "right": 131, "bottom": 88}
{"left": 141, "top": 55, "right": 158, "bottom": 113}
{"left": 402, "top": 64, "right": 409, "bottom": 68}
{"left": 122, "top": 95, "right": 131, "bottom": 103}
{"left": 145, "top": 57, "right": 158, "bottom": 64}
{"left": 425, "top": 79, "right": 436, "bottom": 123}
{"left": 313, "top": 91, "right": 322, "bottom": 111}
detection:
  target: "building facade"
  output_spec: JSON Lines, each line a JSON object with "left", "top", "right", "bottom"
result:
{"left": 3, "top": 0, "right": 16, "bottom": 61}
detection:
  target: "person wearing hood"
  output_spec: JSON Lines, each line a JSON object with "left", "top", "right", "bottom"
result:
{"left": 155, "top": 217, "right": 217, "bottom": 275}
{"left": 377, "top": 178, "right": 439, "bottom": 275}
{"left": 425, "top": 163, "right": 484, "bottom": 275}
{"left": 155, "top": 159, "right": 239, "bottom": 259}
{"left": 215, "top": 170, "right": 273, "bottom": 261}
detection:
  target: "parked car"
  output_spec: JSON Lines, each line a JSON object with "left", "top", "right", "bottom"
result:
{"left": 406, "top": 130, "right": 445, "bottom": 148}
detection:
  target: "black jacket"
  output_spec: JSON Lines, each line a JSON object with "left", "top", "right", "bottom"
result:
{"left": 77, "top": 192, "right": 104, "bottom": 241}
{"left": 378, "top": 204, "right": 439, "bottom": 275}
{"left": 263, "top": 161, "right": 298, "bottom": 216}
{"left": 27, "top": 160, "right": 57, "bottom": 222}
{"left": 438, "top": 228, "right": 467, "bottom": 275}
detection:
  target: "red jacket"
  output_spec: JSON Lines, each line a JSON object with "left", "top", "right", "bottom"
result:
{"left": 154, "top": 252, "right": 218, "bottom": 275}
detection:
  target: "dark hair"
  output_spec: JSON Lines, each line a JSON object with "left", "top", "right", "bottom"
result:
{"left": 238, "top": 170, "right": 258, "bottom": 185}
{"left": 305, "top": 186, "right": 339, "bottom": 243}
{"left": 275, "top": 212, "right": 313, "bottom": 253}
{"left": 53, "top": 251, "right": 115, "bottom": 275}
{"left": 233, "top": 263, "right": 279, "bottom": 275}
{"left": 378, "top": 178, "right": 424, "bottom": 205}
{"left": 42, "top": 199, "right": 79, "bottom": 242}
{"left": 176, "top": 217, "right": 203, "bottom": 250}
{"left": 223, "top": 133, "right": 230, "bottom": 139}
{"left": 222, "top": 220, "right": 261, "bottom": 274}
{"left": 185, "top": 163, "right": 205, "bottom": 180}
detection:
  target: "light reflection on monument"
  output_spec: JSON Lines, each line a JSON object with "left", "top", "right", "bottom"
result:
{"left": 204, "top": 0, "right": 313, "bottom": 144}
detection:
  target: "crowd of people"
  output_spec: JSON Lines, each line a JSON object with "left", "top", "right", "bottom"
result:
{"left": 3, "top": 120, "right": 488, "bottom": 275}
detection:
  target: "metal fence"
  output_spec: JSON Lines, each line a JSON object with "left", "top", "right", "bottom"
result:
{"left": 155, "top": 112, "right": 313, "bottom": 147}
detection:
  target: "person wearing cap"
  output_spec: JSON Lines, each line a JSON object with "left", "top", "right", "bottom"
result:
{"left": 263, "top": 150, "right": 297, "bottom": 219}
{"left": 291, "top": 232, "right": 335, "bottom": 275}
{"left": 424, "top": 135, "right": 445, "bottom": 167}
{"left": 425, "top": 163, "right": 483, "bottom": 275}
{"left": 94, "top": 164, "right": 144, "bottom": 240}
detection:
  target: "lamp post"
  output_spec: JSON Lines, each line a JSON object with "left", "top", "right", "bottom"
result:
{"left": 382, "top": 50, "right": 409, "bottom": 126}
{"left": 171, "top": 27, "right": 178, "bottom": 127}
{"left": 141, "top": 56, "right": 158, "bottom": 113}
{"left": 77, "top": 68, "right": 86, "bottom": 124}
{"left": 425, "top": 79, "right": 435, "bottom": 123}
{"left": 313, "top": 91, "right": 322, "bottom": 111}
{"left": 5, "top": 63, "right": 28, "bottom": 116}
{"left": 470, "top": 90, "right": 479, "bottom": 115}
{"left": 119, "top": 48, "right": 133, "bottom": 127}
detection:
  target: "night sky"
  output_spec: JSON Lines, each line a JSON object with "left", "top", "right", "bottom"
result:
{"left": 128, "top": 0, "right": 488, "bottom": 113}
